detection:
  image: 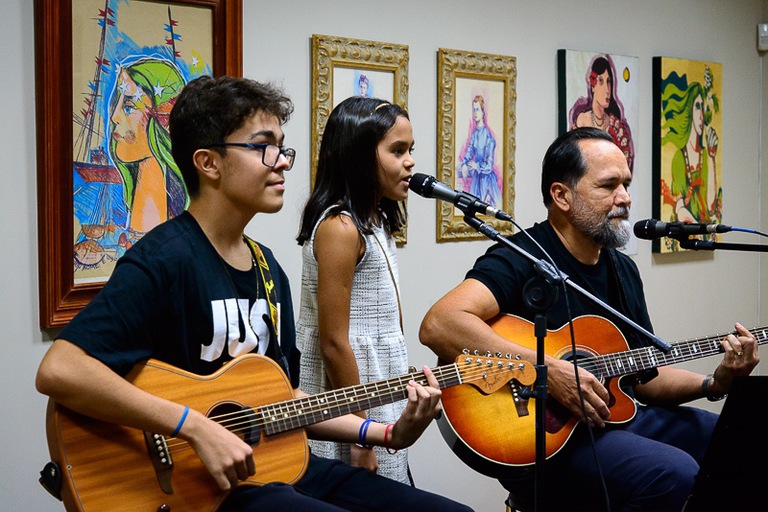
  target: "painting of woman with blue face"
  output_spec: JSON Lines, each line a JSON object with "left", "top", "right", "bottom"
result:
{"left": 356, "top": 73, "right": 372, "bottom": 97}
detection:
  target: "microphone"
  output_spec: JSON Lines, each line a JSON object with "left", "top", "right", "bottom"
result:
{"left": 409, "top": 173, "right": 512, "bottom": 221}
{"left": 633, "top": 219, "right": 732, "bottom": 239}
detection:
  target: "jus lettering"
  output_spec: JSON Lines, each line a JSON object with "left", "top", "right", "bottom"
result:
{"left": 202, "top": 298, "right": 271, "bottom": 361}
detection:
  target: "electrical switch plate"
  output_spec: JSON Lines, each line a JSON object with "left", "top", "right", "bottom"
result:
{"left": 758, "top": 23, "right": 768, "bottom": 51}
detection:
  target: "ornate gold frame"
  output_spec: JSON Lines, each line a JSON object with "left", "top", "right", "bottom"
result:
{"left": 436, "top": 48, "right": 517, "bottom": 242}
{"left": 310, "top": 34, "right": 410, "bottom": 242}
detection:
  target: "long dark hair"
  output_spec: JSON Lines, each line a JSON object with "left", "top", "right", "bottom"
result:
{"left": 296, "top": 97, "right": 409, "bottom": 245}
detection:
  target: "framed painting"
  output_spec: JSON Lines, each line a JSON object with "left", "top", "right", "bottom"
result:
{"left": 436, "top": 48, "right": 516, "bottom": 242}
{"left": 311, "top": 34, "right": 409, "bottom": 242}
{"left": 652, "top": 57, "right": 723, "bottom": 253}
{"left": 35, "top": 0, "right": 243, "bottom": 328}
{"left": 558, "top": 49, "right": 639, "bottom": 254}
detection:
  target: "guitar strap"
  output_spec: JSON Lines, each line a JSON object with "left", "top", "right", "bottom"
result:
{"left": 606, "top": 249, "right": 631, "bottom": 329}
{"left": 244, "top": 237, "right": 291, "bottom": 381}
{"left": 244, "top": 237, "right": 279, "bottom": 331}
{"left": 606, "top": 249, "right": 657, "bottom": 385}
{"left": 371, "top": 231, "right": 403, "bottom": 333}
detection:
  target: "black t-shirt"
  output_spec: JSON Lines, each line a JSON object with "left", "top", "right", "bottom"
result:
{"left": 58, "top": 211, "right": 301, "bottom": 387}
{"left": 468, "top": 221, "right": 657, "bottom": 379}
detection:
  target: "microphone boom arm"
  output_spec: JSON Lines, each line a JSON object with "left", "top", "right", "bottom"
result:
{"left": 463, "top": 215, "right": 672, "bottom": 353}
{"left": 677, "top": 238, "right": 768, "bottom": 252}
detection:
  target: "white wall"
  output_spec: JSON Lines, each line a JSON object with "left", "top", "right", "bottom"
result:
{"left": 2, "top": 0, "right": 765, "bottom": 510}
{"left": 762, "top": 1, "right": 768, "bottom": 323}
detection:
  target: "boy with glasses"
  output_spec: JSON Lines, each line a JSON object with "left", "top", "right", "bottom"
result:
{"left": 37, "top": 76, "right": 473, "bottom": 512}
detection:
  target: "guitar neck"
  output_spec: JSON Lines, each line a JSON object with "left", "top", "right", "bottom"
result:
{"left": 258, "top": 364, "right": 462, "bottom": 436}
{"left": 587, "top": 326, "right": 768, "bottom": 379}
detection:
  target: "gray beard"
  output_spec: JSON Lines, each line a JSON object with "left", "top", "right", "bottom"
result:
{"left": 595, "top": 218, "right": 631, "bottom": 249}
{"left": 572, "top": 201, "right": 631, "bottom": 249}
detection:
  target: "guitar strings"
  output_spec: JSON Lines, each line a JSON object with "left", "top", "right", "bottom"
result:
{"left": 162, "top": 360, "right": 532, "bottom": 453}
{"left": 160, "top": 363, "right": 469, "bottom": 452}
{"left": 162, "top": 326, "right": 768, "bottom": 454}
{"left": 163, "top": 362, "right": 512, "bottom": 440}
{"left": 577, "top": 327, "right": 767, "bottom": 378}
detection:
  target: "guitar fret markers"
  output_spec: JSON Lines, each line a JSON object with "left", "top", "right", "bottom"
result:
{"left": 258, "top": 359, "right": 532, "bottom": 436}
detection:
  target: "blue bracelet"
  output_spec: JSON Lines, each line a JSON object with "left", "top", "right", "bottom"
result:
{"left": 172, "top": 406, "right": 190, "bottom": 437}
{"left": 356, "top": 418, "right": 375, "bottom": 448}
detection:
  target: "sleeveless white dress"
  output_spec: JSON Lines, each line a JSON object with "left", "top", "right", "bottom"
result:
{"left": 296, "top": 208, "right": 409, "bottom": 484}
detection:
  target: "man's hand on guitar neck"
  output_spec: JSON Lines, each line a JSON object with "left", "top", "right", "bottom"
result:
{"left": 180, "top": 408, "right": 256, "bottom": 491}
{"left": 546, "top": 356, "right": 612, "bottom": 428}
{"left": 709, "top": 323, "right": 759, "bottom": 398}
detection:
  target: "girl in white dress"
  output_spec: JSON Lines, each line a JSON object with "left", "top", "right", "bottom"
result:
{"left": 296, "top": 97, "right": 415, "bottom": 484}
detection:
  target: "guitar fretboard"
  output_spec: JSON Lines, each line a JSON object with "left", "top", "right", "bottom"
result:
{"left": 581, "top": 326, "right": 768, "bottom": 379}
{"left": 257, "top": 364, "right": 463, "bottom": 435}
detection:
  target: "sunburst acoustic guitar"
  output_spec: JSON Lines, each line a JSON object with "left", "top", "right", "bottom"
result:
{"left": 45, "top": 352, "right": 535, "bottom": 512}
{"left": 437, "top": 314, "right": 767, "bottom": 478}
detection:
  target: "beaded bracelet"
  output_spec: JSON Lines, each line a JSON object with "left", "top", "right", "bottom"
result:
{"left": 356, "top": 418, "right": 376, "bottom": 449}
{"left": 172, "top": 405, "right": 190, "bottom": 437}
{"left": 384, "top": 423, "right": 398, "bottom": 454}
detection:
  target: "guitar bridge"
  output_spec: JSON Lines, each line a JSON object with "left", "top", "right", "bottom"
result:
{"left": 509, "top": 382, "right": 531, "bottom": 417}
{"left": 143, "top": 432, "right": 174, "bottom": 494}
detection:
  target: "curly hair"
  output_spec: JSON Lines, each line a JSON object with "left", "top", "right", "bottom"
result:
{"left": 169, "top": 76, "right": 293, "bottom": 197}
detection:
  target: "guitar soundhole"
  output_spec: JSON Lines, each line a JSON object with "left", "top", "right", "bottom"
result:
{"left": 209, "top": 402, "right": 261, "bottom": 446}
{"left": 563, "top": 349, "right": 604, "bottom": 382}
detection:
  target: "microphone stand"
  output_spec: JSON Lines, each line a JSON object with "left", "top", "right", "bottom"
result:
{"left": 676, "top": 237, "right": 768, "bottom": 252}
{"left": 462, "top": 215, "right": 672, "bottom": 352}
{"left": 462, "top": 214, "right": 672, "bottom": 512}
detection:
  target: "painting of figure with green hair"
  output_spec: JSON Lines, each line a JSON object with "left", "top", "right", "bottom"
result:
{"left": 655, "top": 58, "right": 722, "bottom": 253}
{"left": 72, "top": 0, "right": 213, "bottom": 282}
{"left": 109, "top": 58, "right": 188, "bottom": 239}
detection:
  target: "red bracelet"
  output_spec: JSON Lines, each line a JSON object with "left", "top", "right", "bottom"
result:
{"left": 384, "top": 423, "right": 398, "bottom": 454}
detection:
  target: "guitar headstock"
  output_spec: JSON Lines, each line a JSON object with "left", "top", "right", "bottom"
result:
{"left": 454, "top": 351, "right": 536, "bottom": 394}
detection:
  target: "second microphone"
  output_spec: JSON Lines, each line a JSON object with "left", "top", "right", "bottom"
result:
{"left": 409, "top": 173, "right": 513, "bottom": 221}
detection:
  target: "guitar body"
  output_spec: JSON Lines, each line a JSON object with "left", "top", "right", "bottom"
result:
{"left": 45, "top": 349, "right": 537, "bottom": 510}
{"left": 46, "top": 354, "right": 307, "bottom": 512}
{"left": 438, "top": 314, "right": 636, "bottom": 477}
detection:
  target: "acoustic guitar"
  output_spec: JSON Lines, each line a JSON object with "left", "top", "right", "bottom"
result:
{"left": 46, "top": 352, "right": 535, "bottom": 511}
{"left": 437, "top": 314, "right": 767, "bottom": 478}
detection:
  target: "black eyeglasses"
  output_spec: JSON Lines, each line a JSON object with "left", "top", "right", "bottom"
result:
{"left": 207, "top": 142, "right": 296, "bottom": 170}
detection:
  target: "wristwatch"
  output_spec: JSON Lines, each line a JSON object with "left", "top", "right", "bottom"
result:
{"left": 702, "top": 373, "right": 727, "bottom": 402}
